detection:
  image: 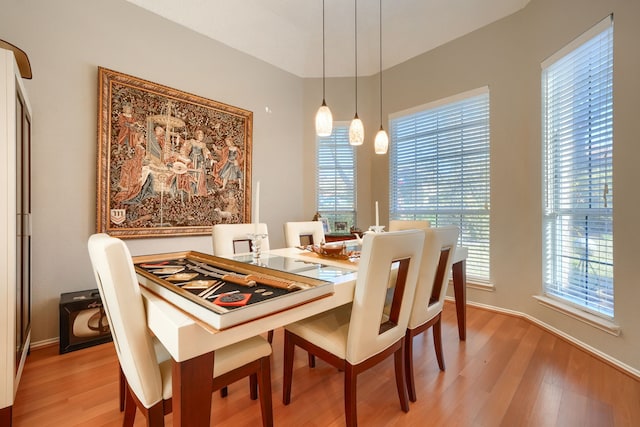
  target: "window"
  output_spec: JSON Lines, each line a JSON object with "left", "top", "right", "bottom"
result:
{"left": 316, "top": 123, "right": 356, "bottom": 230}
{"left": 542, "top": 16, "right": 613, "bottom": 318}
{"left": 390, "top": 87, "right": 490, "bottom": 282}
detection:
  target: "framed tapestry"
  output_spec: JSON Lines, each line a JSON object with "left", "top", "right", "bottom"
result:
{"left": 96, "top": 67, "right": 253, "bottom": 238}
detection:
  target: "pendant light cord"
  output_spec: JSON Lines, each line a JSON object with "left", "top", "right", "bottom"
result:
{"left": 354, "top": 0, "right": 358, "bottom": 114}
{"left": 379, "top": 0, "right": 383, "bottom": 124}
{"left": 322, "top": 0, "right": 326, "bottom": 101}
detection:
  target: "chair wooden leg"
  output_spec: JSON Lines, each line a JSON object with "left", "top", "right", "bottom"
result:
{"left": 146, "top": 402, "right": 165, "bottom": 427}
{"left": 404, "top": 330, "right": 417, "bottom": 402}
{"left": 433, "top": 315, "right": 445, "bottom": 371}
{"left": 258, "top": 356, "right": 274, "bottom": 427}
{"left": 344, "top": 363, "right": 358, "bottom": 427}
{"left": 119, "top": 366, "right": 125, "bottom": 412}
{"left": 308, "top": 353, "right": 316, "bottom": 368}
{"left": 124, "top": 382, "right": 167, "bottom": 427}
{"left": 394, "top": 340, "right": 410, "bottom": 413}
{"left": 123, "top": 385, "right": 137, "bottom": 427}
{"left": 282, "top": 330, "right": 295, "bottom": 405}
{"left": 250, "top": 373, "right": 258, "bottom": 400}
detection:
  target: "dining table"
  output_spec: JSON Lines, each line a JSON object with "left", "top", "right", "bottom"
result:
{"left": 137, "top": 244, "right": 468, "bottom": 426}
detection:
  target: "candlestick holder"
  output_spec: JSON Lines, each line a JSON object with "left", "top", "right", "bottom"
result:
{"left": 247, "top": 232, "right": 268, "bottom": 261}
{"left": 368, "top": 225, "right": 385, "bottom": 233}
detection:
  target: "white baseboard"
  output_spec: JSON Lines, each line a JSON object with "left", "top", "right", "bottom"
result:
{"left": 30, "top": 337, "right": 58, "bottom": 349}
{"left": 445, "top": 297, "right": 640, "bottom": 380}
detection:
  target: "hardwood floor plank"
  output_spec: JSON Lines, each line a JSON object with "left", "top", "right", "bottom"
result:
{"left": 523, "top": 380, "right": 563, "bottom": 427}
{"left": 556, "top": 388, "right": 588, "bottom": 426}
{"left": 472, "top": 324, "right": 544, "bottom": 426}
{"left": 12, "top": 304, "right": 640, "bottom": 427}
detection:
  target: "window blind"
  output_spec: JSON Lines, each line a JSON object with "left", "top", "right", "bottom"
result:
{"left": 316, "top": 124, "right": 356, "bottom": 228}
{"left": 542, "top": 16, "right": 613, "bottom": 318}
{"left": 390, "top": 88, "right": 490, "bottom": 281}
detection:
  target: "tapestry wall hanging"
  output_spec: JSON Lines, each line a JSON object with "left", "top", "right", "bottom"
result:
{"left": 96, "top": 67, "right": 253, "bottom": 238}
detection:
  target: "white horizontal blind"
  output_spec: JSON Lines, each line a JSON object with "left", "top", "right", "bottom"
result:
{"left": 316, "top": 124, "right": 356, "bottom": 228}
{"left": 542, "top": 16, "right": 613, "bottom": 318}
{"left": 390, "top": 89, "right": 490, "bottom": 281}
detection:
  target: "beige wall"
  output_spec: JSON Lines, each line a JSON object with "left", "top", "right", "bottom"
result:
{"left": 1, "top": 0, "right": 306, "bottom": 343}
{"left": 304, "top": 0, "right": 640, "bottom": 371}
{"left": 2, "top": 0, "right": 639, "bottom": 373}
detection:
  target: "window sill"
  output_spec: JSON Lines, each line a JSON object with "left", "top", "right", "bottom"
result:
{"left": 533, "top": 295, "right": 621, "bottom": 336}
{"left": 467, "top": 280, "right": 495, "bottom": 291}
{"left": 449, "top": 277, "right": 495, "bottom": 291}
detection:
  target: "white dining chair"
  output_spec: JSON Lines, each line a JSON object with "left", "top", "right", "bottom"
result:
{"left": 212, "top": 222, "right": 270, "bottom": 256}
{"left": 283, "top": 221, "right": 325, "bottom": 247}
{"left": 404, "top": 226, "right": 459, "bottom": 402}
{"left": 282, "top": 230, "right": 425, "bottom": 427}
{"left": 88, "top": 233, "right": 274, "bottom": 427}
{"left": 212, "top": 222, "right": 274, "bottom": 346}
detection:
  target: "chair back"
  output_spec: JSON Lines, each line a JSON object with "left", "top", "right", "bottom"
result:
{"left": 388, "top": 219, "right": 431, "bottom": 232}
{"left": 408, "top": 226, "right": 459, "bottom": 329}
{"left": 283, "top": 221, "right": 325, "bottom": 247}
{"left": 212, "top": 223, "right": 270, "bottom": 256}
{"left": 346, "top": 230, "right": 424, "bottom": 364}
{"left": 87, "top": 233, "right": 164, "bottom": 409}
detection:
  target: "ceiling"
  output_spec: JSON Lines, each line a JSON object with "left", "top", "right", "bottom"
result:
{"left": 125, "top": 0, "right": 530, "bottom": 78}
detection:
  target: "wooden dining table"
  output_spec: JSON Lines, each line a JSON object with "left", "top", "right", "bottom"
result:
{"left": 137, "top": 245, "right": 468, "bottom": 426}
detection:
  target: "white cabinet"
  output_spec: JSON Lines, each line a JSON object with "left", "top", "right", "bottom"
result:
{"left": 0, "top": 46, "right": 32, "bottom": 425}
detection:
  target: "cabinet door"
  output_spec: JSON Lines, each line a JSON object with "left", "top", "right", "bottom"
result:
{"left": 22, "top": 102, "right": 31, "bottom": 356}
{"left": 15, "top": 82, "right": 31, "bottom": 371}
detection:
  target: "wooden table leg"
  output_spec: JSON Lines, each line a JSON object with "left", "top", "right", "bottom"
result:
{"left": 172, "top": 352, "right": 214, "bottom": 427}
{"left": 0, "top": 405, "right": 11, "bottom": 427}
{"left": 452, "top": 259, "right": 467, "bottom": 341}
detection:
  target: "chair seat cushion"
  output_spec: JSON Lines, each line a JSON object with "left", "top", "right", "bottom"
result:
{"left": 156, "top": 335, "right": 272, "bottom": 400}
{"left": 214, "top": 335, "right": 272, "bottom": 377}
{"left": 153, "top": 337, "right": 171, "bottom": 363}
{"left": 159, "top": 359, "right": 173, "bottom": 400}
{"left": 285, "top": 303, "right": 352, "bottom": 359}
{"left": 408, "top": 300, "right": 444, "bottom": 330}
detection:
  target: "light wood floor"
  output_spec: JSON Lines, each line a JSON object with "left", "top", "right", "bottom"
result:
{"left": 12, "top": 303, "right": 640, "bottom": 426}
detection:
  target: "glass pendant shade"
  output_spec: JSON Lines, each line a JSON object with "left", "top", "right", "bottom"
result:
{"left": 374, "top": 126, "right": 389, "bottom": 154}
{"left": 349, "top": 114, "right": 364, "bottom": 146}
{"left": 315, "top": 0, "right": 332, "bottom": 137}
{"left": 375, "top": 0, "right": 388, "bottom": 155}
{"left": 315, "top": 101, "right": 333, "bottom": 136}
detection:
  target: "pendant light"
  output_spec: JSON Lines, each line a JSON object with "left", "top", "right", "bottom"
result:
{"left": 374, "top": 0, "right": 389, "bottom": 154}
{"left": 349, "top": 0, "right": 364, "bottom": 146}
{"left": 315, "top": 0, "right": 333, "bottom": 136}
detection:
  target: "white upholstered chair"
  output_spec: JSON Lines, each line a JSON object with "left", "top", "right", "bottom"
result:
{"left": 212, "top": 222, "right": 270, "bottom": 256}
{"left": 212, "top": 222, "right": 274, "bottom": 345}
{"left": 282, "top": 230, "right": 425, "bottom": 426}
{"left": 404, "top": 226, "right": 459, "bottom": 402}
{"left": 88, "top": 233, "right": 273, "bottom": 427}
{"left": 283, "top": 221, "right": 325, "bottom": 247}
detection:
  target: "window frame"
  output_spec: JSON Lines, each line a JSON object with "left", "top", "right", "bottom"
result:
{"left": 541, "top": 15, "right": 614, "bottom": 319}
{"left": 315, "top": 122, "right": 357, "bottom": 232}
{"left": 389, "top": 87, "right": 491, "bottom": 283}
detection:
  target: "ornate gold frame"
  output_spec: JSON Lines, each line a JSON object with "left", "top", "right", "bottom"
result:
{"left": 96, "top": 67, "right": 253, "bottom": 238}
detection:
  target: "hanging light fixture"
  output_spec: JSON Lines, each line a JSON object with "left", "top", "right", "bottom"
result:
{"left": 315, "top": 0, "right": 333, "bottom": 136}
{"left": 374, "top": 0, "right": 389, "bottom": 154}
{"left": 349, "top": 0, "right": 364, "bottom": 146}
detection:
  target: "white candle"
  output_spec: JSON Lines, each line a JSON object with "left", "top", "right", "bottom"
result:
{"left": 375, "top": 201, "right": 379, "bottom": 227}
{"left": 254, "top": 181, "right": 260, "bottom": 225}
